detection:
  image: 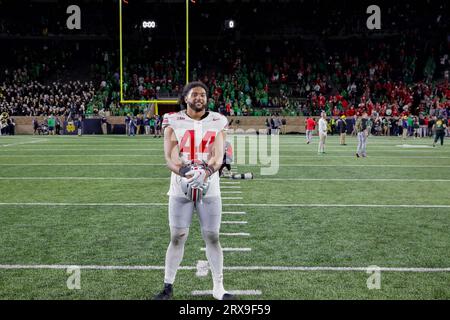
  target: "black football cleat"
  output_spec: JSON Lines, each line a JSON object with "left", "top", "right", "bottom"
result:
{"left": 222, "top": 293, "right": 236, "bottom": 300}
{"left": 153, "top": 283, "right": 173, "bottom": 300}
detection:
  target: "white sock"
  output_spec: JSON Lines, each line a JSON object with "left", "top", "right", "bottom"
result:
{"left": 202, "top": 230, "right": 226, "bottom": 299}
{"left": 163, "top": 227, "right": 189, "bottom": 284}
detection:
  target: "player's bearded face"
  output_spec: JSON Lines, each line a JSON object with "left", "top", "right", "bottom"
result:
{"left": 186, "top": 87, "right": 207, "bottom": 112}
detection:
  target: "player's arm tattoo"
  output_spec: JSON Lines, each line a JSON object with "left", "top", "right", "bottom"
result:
{"left": 163, "top": 126, "right": 184, "bottom": 175}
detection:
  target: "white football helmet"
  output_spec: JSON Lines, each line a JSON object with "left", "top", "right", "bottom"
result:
{"left": 180, "top": 162, "right": 210, "bottom": 202}
{"left": 181, "top": 177, "right": 209, "bottom": 202}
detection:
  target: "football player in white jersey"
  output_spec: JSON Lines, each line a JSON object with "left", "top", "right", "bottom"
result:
{"left": 154, "top": 81, "right": 234, "bottom": 300}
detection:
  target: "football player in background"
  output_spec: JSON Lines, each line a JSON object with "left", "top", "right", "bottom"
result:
{"left": 154, "top": 81, "right": 234, "bottom": 300}
{"left": 356, "top": 112, "right": 369, "bottom": 157}
{"left": 318, "top": 111, "right": 328, "bottom": 154}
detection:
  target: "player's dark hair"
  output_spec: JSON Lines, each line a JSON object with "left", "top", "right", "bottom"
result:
{"left": 178, "top": 81, "right": 208, "bottom": 109}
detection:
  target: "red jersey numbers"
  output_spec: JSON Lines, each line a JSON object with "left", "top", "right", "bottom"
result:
{"left": 200, "top": 131, "right": 216, "bottom": 154}
{"left": 179, "top": 130, "right": 216, "bottom": 160}
{"left": 179, "top": 130, "right": 195, "bottom": 160}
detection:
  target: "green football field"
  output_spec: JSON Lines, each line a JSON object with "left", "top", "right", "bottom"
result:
{"left": 0, "top": 134, "right": 449, "bottom": 300}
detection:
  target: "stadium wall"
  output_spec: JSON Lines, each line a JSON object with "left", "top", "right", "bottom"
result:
{"left": 11, "top": 116, "right": 308, "bottom": 134}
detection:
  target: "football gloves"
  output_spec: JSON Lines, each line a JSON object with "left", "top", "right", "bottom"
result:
{"left": 180, "top": 161, "right": 214, "bottom": 188}
{"left": 186, "top": 167, "right": 207, "bottom": 188}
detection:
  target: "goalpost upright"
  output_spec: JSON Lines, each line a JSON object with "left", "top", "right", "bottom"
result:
{"left": 119, "top": 0, "right": 190, "bottom": 106}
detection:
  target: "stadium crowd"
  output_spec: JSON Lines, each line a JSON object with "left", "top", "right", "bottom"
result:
{"left": 0, "top": 1, "right": 449, "bottom": 124}
{"left": 0, "top": 74, "right": 96, "bottom": 118}
{"left": 1, "top": 42, "right": 449, "bottom": 118}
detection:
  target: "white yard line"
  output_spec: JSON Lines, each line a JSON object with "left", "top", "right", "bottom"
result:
{"left": 1, "top": 139, "right": 48, "bottom": 147}
{"left": 1, "top": 177, "right": 449, "bottom": 183}
{"left": 0, "top": 264, "right": 448, "bottom": 273}
{"left": 221, "top": 221, "right": 248, "bottom": 224}
{"left": 220, "top": 186, "right": 242, "bottom": 189}
{"left": 223, "top": 203, "right": 450, "bottom": 208}
{"left": 249, "top": 164, "right": 450, "bottom": 168}
{"left": 246, "top": 145, "right": 438, "bottom": 148}
{"left": 2, "top": 154, "right": 450, "bottom": 160}
{"left": 220, "top": 233, "right": 250, "bottom": 236}
{"left": 0, "top": 146, "right": 445, "bottom": 153}
{"left": 191, "top": 290, "right": 262, "bottom": 296}
{"left": 0, "top": 264, "right": 188, "bottom": 270}
{"left": 201, "top": 248, "right": 252, "bottom": 252}
{"left": 247, "top": 149, "right": 449, "bottom": 153}
{"left": 0, "top": 164, "right": 168, "bottom": 166}
{"left": 224, "top": 266, "right": 450, "bottom": 272}
{"left": 2, "top": 163, "right": 450, "bottom": 168}
{"left": 222, "top": 197, "right": 244, "bottom": 200}
{"left": 0, "top": 155, "right": 160, "bottom": 157}
{"left": 278, "top": 156, "right": 450, "bottom": 159}
{"left": 0, "top": 202, "right": 449, "bottom": 208}
{"left": 0, "top": 202, "right": 169, "bottom": 207}
{"left": 0, "top": 149, "right": 160, "bottom": 151}
{"left": 222, "top": 211, "right": 247, "bottom": 215}
{"left": 256, "top": 178, "right": 450, "bottom": 182}
{"left": 1, "top": 145, "right": 162, "bottom": 149}
{"left": 238, "top": 164, "right": 450, "bottom": 168}
{"left": 0, "top": 177, "right": 169, "bottom": 180}
{"left": 221, "top": 191, "right": 243, "bottom": 194}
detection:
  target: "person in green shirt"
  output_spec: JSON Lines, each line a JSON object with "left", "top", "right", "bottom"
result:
{"left": 149, "top": 117, "right": 156, "bottom": 136}
{"left": 407, "top": 115, "right": 414, "bottom": 137}
{"left": 47, "top": 115, "right": 56, "bottom": 136}
{"left": 207, "top": 99, "right": 215, "bottom": 111}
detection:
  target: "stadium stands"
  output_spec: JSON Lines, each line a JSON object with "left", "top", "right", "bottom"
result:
{"left": 0, "top": 0, "right": 448, "bottom": 120}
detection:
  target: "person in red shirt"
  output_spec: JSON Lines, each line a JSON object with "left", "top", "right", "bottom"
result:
{"left": 225, "top": 102, "right": 231, "bottom": 116}
{"left": 346, "top": 106, "right": 356, "bottom": 117}
{"left": 318, "top": 94, "right": 326, "bottom": 108}
{"left": 305, "top": 116, "right": 316, "bottom": 144}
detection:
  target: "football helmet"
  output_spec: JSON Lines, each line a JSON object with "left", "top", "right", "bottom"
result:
{"left": 181, "top": 177, "right": 209, "bottom": 202}
{"left": 180, "top": 162, "right": 210, "bottom": 202}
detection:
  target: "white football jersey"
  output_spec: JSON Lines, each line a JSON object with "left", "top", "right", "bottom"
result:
{"left": 162, "top": 110, "right": 228, "bottom": 198}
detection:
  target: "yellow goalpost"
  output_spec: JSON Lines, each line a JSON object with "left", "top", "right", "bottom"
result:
{"left": 119, "top": 0, "right": 189, "bottom": 105}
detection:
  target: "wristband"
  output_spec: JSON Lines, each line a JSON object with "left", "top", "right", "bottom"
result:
{"left": 205, "top": 166, "right": 215, "bottom": 176}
